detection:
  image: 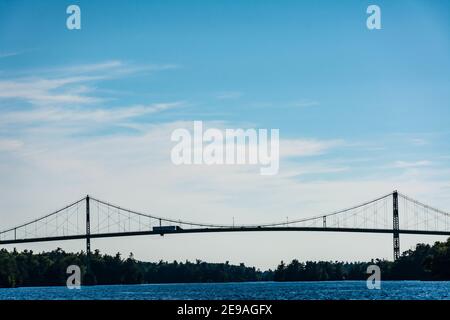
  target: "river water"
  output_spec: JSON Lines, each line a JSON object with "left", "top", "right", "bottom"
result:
{"left": 0, "top": 281, "right": 449, "bottom": 300}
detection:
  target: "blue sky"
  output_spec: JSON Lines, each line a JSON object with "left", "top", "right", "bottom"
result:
{"left": 0, "top": 0, "right": 449, "bottom": 267}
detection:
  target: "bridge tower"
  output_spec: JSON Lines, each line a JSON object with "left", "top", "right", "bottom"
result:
{"left": 85, "top": 195, "right": 92, "bottom": 283}
{"left": 393, "top": 190, "right": 400, "bottom": 261}
{"left": 86, "top": 195, "right": 91, "bottom": 255}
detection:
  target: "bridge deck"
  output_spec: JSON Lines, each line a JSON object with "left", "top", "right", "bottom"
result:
{"left": 1, "top": 226, "right": 449, "bottom": 245}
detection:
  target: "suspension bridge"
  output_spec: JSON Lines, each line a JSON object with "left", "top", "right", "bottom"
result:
{"left": 1, "top": 191, "right": 449, "bottom": 261}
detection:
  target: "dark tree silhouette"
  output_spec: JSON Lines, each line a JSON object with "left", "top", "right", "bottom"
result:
{"left": 0, "top": 238, "right": 449, "bottom": 288}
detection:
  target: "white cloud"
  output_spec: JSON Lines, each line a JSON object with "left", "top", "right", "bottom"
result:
{"left": 56, "top": 60, "right": 124, "bottom": 74}
{"left": 410, "top": 138, "right": 428, "bottom": 146}
{"left": 216, "top": 91, "right": 243, "bottom": 100}
{"left": 0, "top": 102, "right": 183, "bottom": 126}
{"left": 0, "top": 76, "right": 104, "bottom": 105}
{"left": 53, "top": 60, "right": 179, "bottom": 77}
{"left": 280, "top": 165, "right": 349, "bottom": 178}
{"left": 280, "top": 139, "right": 343, "bottom": 158}
{"left": 0, "top": 138, "right": 23, "bottom": 151}
{"left": 0, "top": 60, "right": 179, "bottom": 106}
{"left": 0, "top": 51, "right": 21, "bottom": 59}
{"left": 291, "top": 99, "right": 320, "bottom": 108}
{"left": 393, "top": 160, "right": 432, "bottom": 168}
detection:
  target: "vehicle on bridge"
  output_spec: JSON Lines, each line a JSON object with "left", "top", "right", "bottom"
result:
{"left": 153, "top": 225, "right": 183, "bottom": 235}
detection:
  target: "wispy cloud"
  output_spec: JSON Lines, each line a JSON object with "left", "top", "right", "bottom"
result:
{"left": 0, "top": 51, "right": 22, "bottom": 59}
{"left": 0, "top": 60, "right": 179, "bottom": 106}
{"left": 215, "top": 91, "right": 243, "bottom": 100}
{"left": 410, "top": 138, "right": 428, "bottom": 146}
{"left": 0, "top": 102, "right": 183, "bottom": 126}
{"left": 392, "top": 160, "right": 433, "bottom": 168}
{"left": 53, "top": 60, "right": 179, "bottom": 77}
{"left": 290, "top": 99, "right": 320, "bottom": 108}
{"left": 280, "top": 139, "right": 343, "bottom": 158}
{"left": 56, "top": 60, "right": 124, "bottom": 74}
{"left": 0, "top": 138, "right": 23, "bottom": 151}
{"left": 0, "top": 76, "right": 104, "bottom": 105}
{"left": 280, "top": 164, "right": 349, "bottom": 179}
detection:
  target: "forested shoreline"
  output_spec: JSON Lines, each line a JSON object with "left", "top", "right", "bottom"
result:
{"left": 0, "top": 238, "right": 449, "bottom": 288}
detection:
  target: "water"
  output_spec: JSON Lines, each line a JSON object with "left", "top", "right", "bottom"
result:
{"left": 0, "top": 281, "right": 449, "bottom": 300}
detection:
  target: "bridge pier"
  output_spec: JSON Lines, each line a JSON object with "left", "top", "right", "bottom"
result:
{"left": 393, "top": 191, "right": 400, "bottom": 261}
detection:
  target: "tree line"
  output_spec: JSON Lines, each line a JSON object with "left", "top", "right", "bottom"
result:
{"left": 0, "top": 249, "right": 268, "bottom": 287}
{"left": 274, "top": 238, "right": 450, "bottom": 281}
{"left": 0, "top": 238, "right": 448, "bottom": 288}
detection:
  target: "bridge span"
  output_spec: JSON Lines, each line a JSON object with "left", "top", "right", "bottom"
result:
{"left": 1, "top": 191, "right": 449, "bottom": 261}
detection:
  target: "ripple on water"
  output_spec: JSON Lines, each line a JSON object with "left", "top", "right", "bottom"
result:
{"left": 0, "top": 281, "right": 449, "bottom": 300}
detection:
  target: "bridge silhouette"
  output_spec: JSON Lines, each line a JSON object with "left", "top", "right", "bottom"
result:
{"left": 1, "top": 191, "right": 449, "bottom": 261}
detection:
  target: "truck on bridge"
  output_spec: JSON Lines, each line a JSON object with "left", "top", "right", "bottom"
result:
{"left": 153, "top": 225, "right": 183, "bottom": 235}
